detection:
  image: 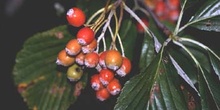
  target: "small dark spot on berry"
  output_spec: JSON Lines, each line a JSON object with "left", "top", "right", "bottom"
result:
{"left": 75, "top": 67, "right": 81, "bottom": 73}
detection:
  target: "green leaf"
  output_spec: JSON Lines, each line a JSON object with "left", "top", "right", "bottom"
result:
{"left": 119, "top": 19, "right": 138, "bottom": 60}
{"left": 147, "top": 17, "right": 164, "bottom": 52}
{"left": 187, "top": 0, "right": 220, "bottom": 32}
{"left": 151, "top": 58, "right": 188, "bottom": 110}
{"left": 13, "top": 25, "right": 88, "bottom": 110}
{"left": 115, "top": 45, "right": 191, "bottom": 110}
{"left": 174, "top": 38, "right": 220, "bottom": 109}
{"left": 139, "top": 34, "right": 155, "bottom": 69}
{"left": 200, "top": 51, "right": 220, "bottom": 109}
{"left": 114, "top": 49, "right": 163, "bottom": 110}
{"left": 137, "top": 16, "right": 165, "bottom": 66}
{"left": 167, "top": 47, "right": 198, "bottom": 85}
{"left": 198, "top": 67, "right": 220, "bottom": 110}
{"left": 147, "top": 57, "right": 190, "bottom": 110}
{"left": 178, "top": 37, "right": 220, "bottom": 80}
{"left": 169, "top": 55, "right": 199, "bottom": 95}
{"left": 207, "top": 51, "right": 220, "bottom": 80}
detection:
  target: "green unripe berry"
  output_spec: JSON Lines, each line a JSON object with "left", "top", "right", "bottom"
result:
{"left": 67, "top": 64, "right": 83, "bottom": 82}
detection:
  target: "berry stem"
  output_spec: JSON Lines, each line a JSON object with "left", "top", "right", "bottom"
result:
{"left": 91, "top": 0, "right": 114, "bottom": 33}
{"left": 104, "top": 0, "right": 112, "bottom": 13}
{"left": 93, "top": 19, "right": 107, "bottom": 33}
{"left": 116, "top": 33, "right": 125, "bottom": 57}
{"left": 95, "top": 0, "right": 125, "bottom": 52}
{"left": 118, "top": 3, "right": 124, "bottom": 32}
{"left": 112, "top": 3, "right": 124, "bottom": 44}
{"left": 108, "top": 26, "right": 114, "bottom": 43}
{"left": 123, "top": 2, "right": 152, "bottom": 38}
{"left": 112, "top": 11, "right": 119, "bottom": 44}
{"left": 102, "top": 36, "right": 107, "bottom": 51}
{"left": 86, "top": 5, "right": 113, "bottom": 25}
{"left": 97, "top": 10, "right": 114, "bottom": 43}
{"left": 132, "top": 0, "right": 149, "bottom": 16}
{"left": 107, "top": 25, "right": 117, "bottom": 50}
{"left": 96, "top": 10, "right": 114, "bottom": 52}
{"left": 107, "top": 20, "right": 125, "bottom": 56}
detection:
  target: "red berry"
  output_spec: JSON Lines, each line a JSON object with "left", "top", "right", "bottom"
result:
{"left": 84, "top": 52, "right": 99, "bottom": 68}
{"left": 168, "top": 0, "right": 180, "bottom": 10}
{"left": 136, "top": 18, "right": 149, "bottom": 33}
{"left": 99, "top": 51, "right": 107, "bottom": 68}
{"left": 99, "top": 68, "right": 115, "bottom": 86}
{"left": 116, "top": 57, "right": 132, "bottom": 77}
{"left": 107, "top": 78, "right": 121, "bottom": 95}
{"left": 168, "top": 9, "right": 179, "bottom": 22}
{"left": 66, "top": 7, "right": 86, "bottom": 27}
{"left": 82, "top": 39, "right": 97, "bottom": 54}
{"left": 154, "top": 1, "right": 166, "bottom": 17}
{"left": 91, "top": 74, "right": 104, "bottom": 91}
{"left": 65, "top": 39, "right": 82, "bottom": 56}
{"left": 56, "top": 49, "right": 75, "bottom": 66}
{"left": 77, "top": 27, "right": 95, "bottom": 45}
{"left": 105, "top": 50, "right": 123, "bottom": 71}
{"left": 96, "top": 88, "right": 110, "bottom": 101}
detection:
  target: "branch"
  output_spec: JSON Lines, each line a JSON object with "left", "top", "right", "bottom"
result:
{"left": 137, "top": 0, "right": 171, "bottom": 36}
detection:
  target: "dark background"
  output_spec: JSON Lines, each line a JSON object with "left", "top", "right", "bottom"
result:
{"left": 1, "top": 0, "right": 67, "bottom": 109}
{"left": 1, "top": 0, "right": 117, "bottom": 109}
{"left": 1, "top": 0, "right": 219, "bottom": 110}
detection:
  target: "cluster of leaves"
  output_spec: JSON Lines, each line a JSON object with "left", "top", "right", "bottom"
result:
{"left": 13, "top": 0, "right": 220, "bottom": 110}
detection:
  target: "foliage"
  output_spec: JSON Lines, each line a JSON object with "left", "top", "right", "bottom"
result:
{"left": 13, "top": 0, "right": 220, "bottom": 110}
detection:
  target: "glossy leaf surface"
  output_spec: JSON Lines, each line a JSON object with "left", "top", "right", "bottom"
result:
{"left": 187, "top": 0, "right": 220, "bottom": 32}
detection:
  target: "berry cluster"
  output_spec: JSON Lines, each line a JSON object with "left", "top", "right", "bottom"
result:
{"left": 135, "top": 0, "right": 180, "bottom": 33}
{"left": 56, "top": 6, "right": 132, "bottom": 101}
{"left": 148, "top": 0, "right": 180, "bottom": 22}
{"left": 91, "top": 50, "right": 131, "bottom": 101}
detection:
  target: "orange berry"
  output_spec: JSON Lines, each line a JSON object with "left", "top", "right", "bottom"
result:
{"left": 84, "top": 52, "right": 99, "bottom": 68}
{"left": 65, "top": 39, "right": 82, "bottom": 56}
{"left": 104, "top": 50, "right": 123, "bottom": 71}
{"left": 56, "top": 49, "right": 75, "bottom": 66}
{"left": 82, "top": 39, "right": 97, "bottom": 54}
{"left": 75, "top": 52, "right": 85, "bottom": 65}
